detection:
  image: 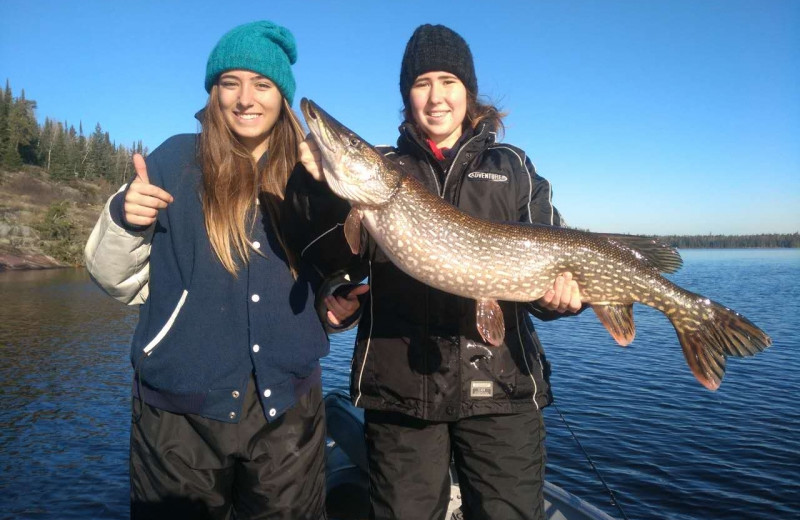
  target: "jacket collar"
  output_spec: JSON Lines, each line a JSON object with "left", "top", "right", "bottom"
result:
{"left": 397, "top": 120, "right": 495, "bottom": 161}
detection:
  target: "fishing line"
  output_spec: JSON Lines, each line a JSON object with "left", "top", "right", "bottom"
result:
{"left": 552, "top": 401, "right": 631, "bottom": 520}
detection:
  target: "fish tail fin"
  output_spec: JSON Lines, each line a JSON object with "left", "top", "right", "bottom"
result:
{"left": 668, "top": 300, "right": 771, "bottom": 391}
{"left": 592, "top": 304, "right": 636, "bottom": 346}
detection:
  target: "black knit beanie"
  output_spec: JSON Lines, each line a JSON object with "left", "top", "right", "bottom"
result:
{"left": 399, "top": 24, "right": 477, "bottom": 108}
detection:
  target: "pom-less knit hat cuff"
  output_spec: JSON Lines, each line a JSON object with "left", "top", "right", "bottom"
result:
{"left": 399, "top": 24, "right": 477, "bottom": 107}
{"left": 205, "top": 20, "right": 298, "bottom": 104}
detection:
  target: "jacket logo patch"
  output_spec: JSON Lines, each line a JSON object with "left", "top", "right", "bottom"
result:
{"left": 467, "top": 171, "right": 508, "bottom": 183}
{"left": 470, "top": 381, "right": 493, "bottom": 398}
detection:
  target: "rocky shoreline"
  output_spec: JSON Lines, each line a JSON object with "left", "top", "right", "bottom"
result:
{"left": 0, "top": 251, "right": 66, "bottom": 271}
{"left": 0, "top": 218, "right": 68, "bottom": 271}
{"left": 1, "top": 168, "right": 112, "bottom": 272}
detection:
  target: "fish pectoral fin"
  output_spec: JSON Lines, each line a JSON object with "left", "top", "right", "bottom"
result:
{"left": 476, "top": 299, "right": 505, "bottom": 347}
{"left": 592, "top": 304, "right": 636, "bottom": 346}
{"left": 344, "top": 209, "right": 363, "bottom": 255}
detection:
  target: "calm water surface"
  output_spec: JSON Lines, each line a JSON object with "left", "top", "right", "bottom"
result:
{"left": 1, "top": 249, "right": 798, "bottom": 519}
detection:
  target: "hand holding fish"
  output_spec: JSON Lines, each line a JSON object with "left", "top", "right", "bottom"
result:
{"left": 537, "top": 272, "right": 582, "bottom": 313}
{"left": 299, "top": 135, "right": 323, "bottom": 182}
{"left": 124, "top": 154, "right": 174, "bottom": 227}
{"left": 325, "top": 284, "right": 370, "bottom": 326}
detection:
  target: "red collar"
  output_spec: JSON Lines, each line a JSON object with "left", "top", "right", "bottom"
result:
{"left": 426, "top": 139, "right": 447, "bottom": 160}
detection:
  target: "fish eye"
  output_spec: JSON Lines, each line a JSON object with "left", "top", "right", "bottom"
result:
{"left": 349, "top": 137, "right": 359, "bottom": 147}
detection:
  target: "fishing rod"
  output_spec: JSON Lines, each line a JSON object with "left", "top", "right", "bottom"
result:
{"left": 552, "top": 401, "right": 631, "bottom": 520}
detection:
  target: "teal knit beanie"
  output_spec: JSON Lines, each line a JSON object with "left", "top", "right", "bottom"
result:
{"left": 205, "top": 20, "right": 297, "bottom": 104}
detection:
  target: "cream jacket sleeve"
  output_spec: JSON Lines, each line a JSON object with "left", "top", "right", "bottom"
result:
{"left": 83, "top": 186, "right": 152, "bottom": 305}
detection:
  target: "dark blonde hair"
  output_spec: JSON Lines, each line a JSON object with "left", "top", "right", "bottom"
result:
{"left": 403, "top": 89, "right": 506, "bottom": 140}
{"left": 199, "top": 85, "right": 303, "bottom": 276}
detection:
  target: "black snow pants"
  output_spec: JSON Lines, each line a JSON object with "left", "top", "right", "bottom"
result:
{"left": 130, "top": 378, "right": 326, "bottom": 520}
{"left": 364, "top": 408, "right": 546, "bottom": 520}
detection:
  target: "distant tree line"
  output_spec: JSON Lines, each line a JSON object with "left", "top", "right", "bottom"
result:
{"left": 0, "top": 80, "right": 146, "bottom": 184}
{"left": 658, "top": 233, "right": 799, "bottom": 249}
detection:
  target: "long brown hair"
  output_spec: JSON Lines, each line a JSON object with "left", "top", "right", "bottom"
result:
{"left": 403, "top": 89, "right": 507, "bottom": 139}
{"left": 199, "top": 85, "right": 303, "bottom": 276}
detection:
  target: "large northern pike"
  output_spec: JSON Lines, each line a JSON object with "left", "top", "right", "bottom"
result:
{"left": 301, "top": 98, "right": 771, "bottom": 391}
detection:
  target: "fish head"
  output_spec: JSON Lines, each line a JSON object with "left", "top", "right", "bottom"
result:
{"left": 301, "top": 98, "right": 402, "bottom": 207}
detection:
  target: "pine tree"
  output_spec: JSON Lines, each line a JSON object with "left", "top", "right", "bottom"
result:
{"left": 49, "top": 122, "right": 69, "bottom": 180}
{"left": 101, "top": 130, "right": 114, "bottom": 180}
{"left": 0, "top": 85, "right": 39, "bottom": 169}
{"left": 0, "top": 81, "right": 8, "bottom": 163}
{"left": 87, "top": 123, "right": 108, "bottom": 180}
{"left": 77, "top": 121, "right": 91, "bottom": 178}
{"left": 0, "top": 80, "right": 22, "bottom": 169}
{"left": 14, "top": 89, "right": 39, "bottom": 165}
{"left": 66, "top": 124, "right": 80, "bottom": 178}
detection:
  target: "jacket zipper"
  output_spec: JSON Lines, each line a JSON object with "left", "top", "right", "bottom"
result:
{"left": 441, "top": 130, "right": 483, "bottom": 198}
{"left": 404, "top": 124, "right": 487, "bottom": 199}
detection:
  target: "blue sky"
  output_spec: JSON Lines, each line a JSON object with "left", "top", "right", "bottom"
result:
{"left": 2, "top": 0, "right": 798, "bottom": 235}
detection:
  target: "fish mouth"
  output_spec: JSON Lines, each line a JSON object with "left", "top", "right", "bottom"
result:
{"left": 301, "top": 98, "right": 336, "bottom": 154}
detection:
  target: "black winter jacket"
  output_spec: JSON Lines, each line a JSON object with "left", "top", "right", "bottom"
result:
{"left": 347, "top": 122, "right": 568, "bottom": 421}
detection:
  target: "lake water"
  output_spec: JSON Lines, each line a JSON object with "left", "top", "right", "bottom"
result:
{"left": 1, "top": 249, "right": 798, "bottom": 519}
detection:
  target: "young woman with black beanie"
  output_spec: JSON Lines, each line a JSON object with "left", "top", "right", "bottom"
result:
{"left": 300, "top": 23, "right": 582, "bottom": 520}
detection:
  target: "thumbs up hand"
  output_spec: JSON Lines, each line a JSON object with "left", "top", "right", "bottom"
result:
{"left": 123, "top": 154, "right": 174, "bottom": 227}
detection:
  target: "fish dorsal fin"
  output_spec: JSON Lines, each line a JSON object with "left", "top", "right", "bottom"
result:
{"left": 476, "top": 298, "right": 505, "bottom": 347}
{"left": 601, "top": 234, "right": 683, "bottom": 274}
{"left": 344, "top": 209, "right": 363, "bottom": 255}
{"left": 592, "top": 304, "right": 636, "bottom": 346}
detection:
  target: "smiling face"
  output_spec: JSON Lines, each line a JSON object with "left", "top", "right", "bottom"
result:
{"left": 408, "top": 71, "right": 468, "bottom": 149}
{"left": 217, "top": 69, "right": 283, "bottom": 159}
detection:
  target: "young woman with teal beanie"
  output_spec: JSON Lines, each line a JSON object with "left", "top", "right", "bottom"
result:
{"left": 84, "top": 20, "right": 357, "bottom": 519}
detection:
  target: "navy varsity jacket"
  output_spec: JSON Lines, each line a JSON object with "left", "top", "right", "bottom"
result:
{"left": 109, "top": 133, "right": 346, "bottom": 423}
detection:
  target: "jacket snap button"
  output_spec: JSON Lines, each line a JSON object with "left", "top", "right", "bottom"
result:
{"left": 232, "top": 390, "right": 240, "bottom": 399}
{"left": 229, "top": 412, "right": 236, "bottom": 419}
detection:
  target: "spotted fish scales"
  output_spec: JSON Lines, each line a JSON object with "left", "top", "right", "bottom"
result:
{"left": 301, "top": 98, "right": 771, "bottom": 391}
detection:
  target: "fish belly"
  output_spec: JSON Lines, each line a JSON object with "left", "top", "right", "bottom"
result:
{"left": 362, "top": 206, "right": 564, "bottom": 302}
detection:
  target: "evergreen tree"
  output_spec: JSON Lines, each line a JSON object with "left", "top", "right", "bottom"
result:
{"left": 0, "top": 85, "right": 39, "bottom": 170}
{"left": 13, "top": 89, "right": 40, "bottom": 165}
{"left": 101, "top": 130, "right": 115, "bottom": 180}
{"left": 66, "top": 124, "right": 80, "bottom": 178}
{"left": 77, "top": 121, "right": 91, "bottom": 178}
{"left": 49, "top": 122, "right": 69, "bottom": 180}
{"left": 0, "top": 81, "right": 9, "bottom": 165}
{"left": 87, "top": 123, "right": 109, "bottom": 180}
{"left": 0, "top": 80, "right": 22, "bottom": 169}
